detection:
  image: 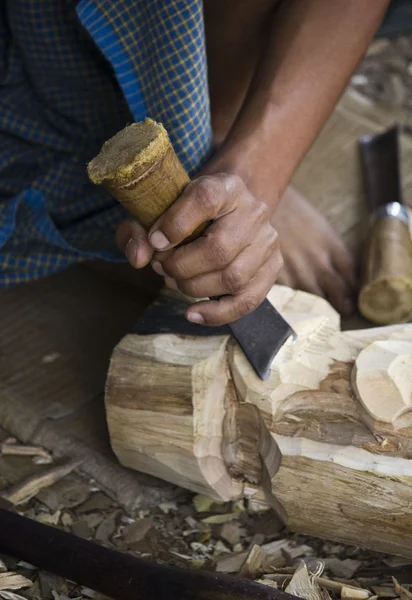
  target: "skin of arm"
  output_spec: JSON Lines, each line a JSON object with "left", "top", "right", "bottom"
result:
{"left": 203, "top": 0, "right": 391, "bottom": 207}
{"left": 118, "top": 0, "right": 391, "bottom": 326}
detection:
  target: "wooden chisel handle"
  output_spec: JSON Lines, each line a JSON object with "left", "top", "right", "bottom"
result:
{"left": 358, "top": 127, "right": 412, "bottom": 325}
{"left": 87, "top": 118, "right": 207, "bottom": 241}
{"left": 359, "top": 214, "right": 412, "bottom": 324}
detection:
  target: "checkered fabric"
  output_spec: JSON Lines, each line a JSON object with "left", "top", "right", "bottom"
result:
{"left": 0, "top": 0, "right": 212, "bottom": 286}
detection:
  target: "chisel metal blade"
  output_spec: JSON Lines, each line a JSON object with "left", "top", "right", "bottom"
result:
{"left": 228, "top": 298, "right": 295, "bottom": 380}
{"left": 133, "top": 296, "right": 295, "bottom": 381}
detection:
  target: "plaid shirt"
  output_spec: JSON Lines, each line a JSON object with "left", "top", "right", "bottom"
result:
{"left": 0, "top": 0, "right": 212, "bottom": 286}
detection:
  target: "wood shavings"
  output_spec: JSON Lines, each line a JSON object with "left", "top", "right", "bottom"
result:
{"left": 95, "top": 510, "right": 121, "bottom": 543}
{"left": 201, "top": 513, "right": 238, "bottom": 524}
{"left": 0, "top": 592, "right": 29, "bottom": 600}
{"left": 193, "top": 495, "right": 224, "bottom": 513}
{"left": 159, "top": 501, "right": 178, "bottom": 514}
{"left": 323, "top": 558, "right": 361, "bottom": 579}
{"left": 76, "top": 493, "right": 113, "bottom": 513}
{"left": 35, "top": 510, "right": 61, "bottom": 526}
{"left": 219, "top": 523, "right": 243, "bottom": 546}
{"left": 392, "top": 578, "right": 412, "bottom": 600}
{"left": 238, "top": 545, "right": 265, "bottom": 579}
{"left": 71, "top": 520, "right": 92, "bottom": 539}
{"left": 60, "top": 513, "right": 73, "bottom": 528}
{"left": 0, "top": 460, "right": 82, "bottom": 505}
{"left": 0, "top": 574, "right": 32, "bottom": 592}
{"left": 286, "top": 562, "right": 331, "bottom": 600}
{"left": 0, "top": 444, "right": 51, "bottom": 461}
{"left": 341, "top": 587, "right": 371, "bottom": 599}
{"left": 122, "top": 517, "right": 153, "bottom": 547}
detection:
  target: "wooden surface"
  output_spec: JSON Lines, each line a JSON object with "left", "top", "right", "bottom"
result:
{"left": 0, "top": 265, "right": 178, "bottom": 511}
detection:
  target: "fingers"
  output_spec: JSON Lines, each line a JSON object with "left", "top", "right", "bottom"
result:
{"left": 173, "top": 230, "right": 279, "bottom": 298}
{"left": 331, "top": 243, "right": 358, "bottom": 290}
{"left": 157, "top": 215, "right": 275, "bottom": 280}
{"left": 318, "top": 265, "right": 354, "bottom": 316}
{"left": 147, "top": 174, "right": 248, "bottom": 251}
{"left": 185, "top": 256, "right": 283, "bottom": 327}
{"left": 116, "top": 218, "right": 153, "bottom": 269}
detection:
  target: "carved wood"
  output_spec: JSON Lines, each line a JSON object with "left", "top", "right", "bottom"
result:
{"left": 106, "top": 286, "right": 412, "bottom": 558}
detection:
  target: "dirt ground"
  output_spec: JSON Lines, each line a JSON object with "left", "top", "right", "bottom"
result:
{"left": 1, "top": 35, "right": 412, "bottom": 600}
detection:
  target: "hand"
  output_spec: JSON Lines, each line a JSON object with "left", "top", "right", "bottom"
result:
{"left": 116, "top": 173, "right": 283, "bottom": 326}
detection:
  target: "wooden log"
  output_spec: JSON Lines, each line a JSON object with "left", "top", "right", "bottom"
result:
{"left": 106, "top": 285, "right": 412, "bottom": 558}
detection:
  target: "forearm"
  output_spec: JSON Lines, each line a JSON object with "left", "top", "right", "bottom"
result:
{"left": 205, "top": 0, "right": 390, "bottom": 210}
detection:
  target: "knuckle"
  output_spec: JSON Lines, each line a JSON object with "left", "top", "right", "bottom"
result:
{"left": 221, "top": 172, "right": 244, "bottom": 193}
{"left": 207, "top": 234, "right": 230, "bottom": 267}
{"left": 194, "top": 177, "right": 219, "bottom": 214}
{"left": 162, "top": 256, "right": 190, "bottom": 280}
{"left": 222, "top": 266, "right": 246, "bottom": 293}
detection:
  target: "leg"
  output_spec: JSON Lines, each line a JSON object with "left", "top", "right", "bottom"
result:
{"left": 204, "top": 0, "right": 357, "bottom": 315}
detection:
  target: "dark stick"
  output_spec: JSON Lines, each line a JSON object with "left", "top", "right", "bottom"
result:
{"left": 0, "top": 509, "right": 297, "bottom": 600}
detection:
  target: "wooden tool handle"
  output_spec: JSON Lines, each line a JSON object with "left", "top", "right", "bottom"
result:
{"left": 88, "top": 118, "right": 205, "bottom": 238}
{"left": 359, "top": 215, "right": 412, "bottom": 324}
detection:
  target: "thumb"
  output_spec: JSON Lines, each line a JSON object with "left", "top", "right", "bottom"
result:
{"left": 116, "top": 218, "right": 154, "bottom": 269}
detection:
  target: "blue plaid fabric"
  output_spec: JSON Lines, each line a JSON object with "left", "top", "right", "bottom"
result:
{"left": 0, "top": 0, "right": 212, "bottom": 286}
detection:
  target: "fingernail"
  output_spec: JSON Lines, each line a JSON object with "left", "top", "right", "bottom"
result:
{"left": 151, "top": 261, "right": 165, "bottom": 276}
{"left": 125, "top": 238, "right": 138, "bottom": 267}
{"left": 187, "top": 312, "right": 204, "bottom": 324}
{"left": 150, "top": 230, "right": 169, "bottom": 250}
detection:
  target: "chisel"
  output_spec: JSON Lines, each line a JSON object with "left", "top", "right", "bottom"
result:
{"left": 358, "top": 125, "right": 412, "bottom": 325}
{"left": 88, "top": 119, "right": 295, "bottom": 379}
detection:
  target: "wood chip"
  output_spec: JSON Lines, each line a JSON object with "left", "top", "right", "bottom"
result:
{"left": 76, "top": 493, "right": 113, "bottom": 513}
{"left": 193, "top": 495, "right": 224, "bottom": 513}
{"left": 201, "top": 513, "right": 238, "bottom": 524}
{"left": 0, "top": 460, "right": 82, "bottom": 505}
{"left": 61, "top": 513, "right": 73, "bottom": 528}
{"left": 71, "top": 520, "right": 93, "bottom": 539}
{"left": 0, "top": 592, "right": 29, "bottom": 600}
{"left": 371, "top": 587, "right": 398, "bottom": 599}
{"left": 35, "top": 510, "right": 61, "bottom": 526}
{"left": 37, "top": 478, "right": 90, "bottom": 510}
{"left": 392, "top": 579, "right": 412, "bottom": 600}
{"left": 323, "top": 558, "right": 361, "bottom": 579}
{"left": 83, "top": 513, "right": 105, "bottom": 530}
{"left": 95, "top": 510, "right": 121, "bottom": 543}
{"left": 122, "top": 517, "right": 154, "bottom": 547}
{"left": 215, "top": 551, "right": 246, "bottom": 573}
{"left": 341, "top": 587, "right": 371, "bottom": 599}
{"left": 220, "top": 523, "right": 242, "bottom": 547}
{"left": 0, "top": 444, "right": 51, "bottom": 460}
{"left": 0, "top": 573, "right": 32, "bottom": 592}
{"left": 159, "top": 501, "right": 178, "bottom": 514}
{"left": 257, "top": 578, "right": 279, "bottom": 589}
{"left": 286, "top": 562, "right": 331, "bottom": 600}
{"left": 238, "top": 545, "right": 265, "bottom": 579}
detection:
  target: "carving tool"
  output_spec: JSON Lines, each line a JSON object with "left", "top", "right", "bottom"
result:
{"left": 88, "top": 119, "right": 295, "bottom": 380}
{"left": 358, "top": 125, "right": 412, "bottom": 324}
